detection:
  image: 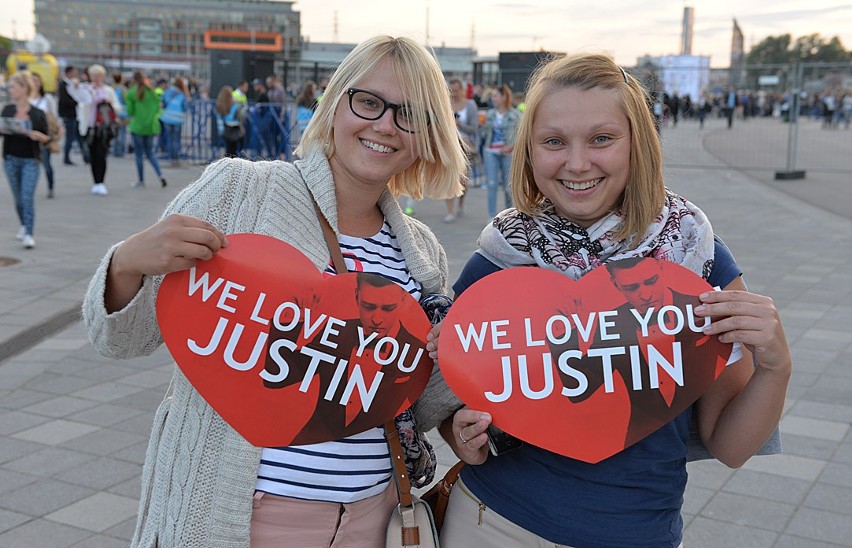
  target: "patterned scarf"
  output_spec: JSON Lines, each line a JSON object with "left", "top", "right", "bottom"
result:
{"left": 478, "top": 189, "right": 715, "bottom": 280}
{"left": 395, "top": 293, "right": 453, "bottom": 488}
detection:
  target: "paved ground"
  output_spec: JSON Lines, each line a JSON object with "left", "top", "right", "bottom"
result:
{"left": 0, "top": 117, "right": 850, "bottom": 547}
{"left": 667, "top": 115, "right": 852, "bottom": 223}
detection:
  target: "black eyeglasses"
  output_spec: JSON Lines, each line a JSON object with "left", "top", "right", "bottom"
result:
{"left": 346, "top": 88, "right": 428, "bottom": 134}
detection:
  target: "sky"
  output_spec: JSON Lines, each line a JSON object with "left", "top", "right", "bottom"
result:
{"left": 3, "top": 0, "right": 852, "bottom": 68}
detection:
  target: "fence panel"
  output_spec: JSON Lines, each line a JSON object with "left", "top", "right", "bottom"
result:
{"left": 648, "top": 61, "right": 852, "bottom": 176}
{"left": 180, "top": 100, "right": 298, "bottom": 164}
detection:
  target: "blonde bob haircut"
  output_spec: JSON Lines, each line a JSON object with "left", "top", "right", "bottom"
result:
{"left": 511, "top": 53, "right": 665, "bottom": 246}
{"left": 8, "top": 71, "right": 36, "bottom": 98}
{"left": 296, "top": 35, "right": 465, "bottom": 200}
{"left": 88, "top": 64, "right": 107, "bottom": 77}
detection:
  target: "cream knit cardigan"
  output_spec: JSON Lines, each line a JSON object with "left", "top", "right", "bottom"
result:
{"left": 83, "top": 150, "right": 460, "bottom": 547}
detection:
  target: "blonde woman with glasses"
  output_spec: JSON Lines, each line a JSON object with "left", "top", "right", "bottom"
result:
{"left": 83, "top": 36, "right": 465, "bottom": 547}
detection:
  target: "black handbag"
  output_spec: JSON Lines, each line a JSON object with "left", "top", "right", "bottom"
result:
{"left": 221, "top": 122, "right": 243, "bottom": 143}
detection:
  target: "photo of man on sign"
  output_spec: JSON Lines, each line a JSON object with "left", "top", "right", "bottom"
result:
{"left": 262, "top": 272, "right": 431, "bottom": 445}
{"left": 552, "top": 257, "right": 736, "bottom": 449}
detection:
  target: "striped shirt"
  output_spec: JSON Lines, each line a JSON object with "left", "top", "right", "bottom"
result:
{"left": 255, "top": 220, "right": 422, "bottom": 503}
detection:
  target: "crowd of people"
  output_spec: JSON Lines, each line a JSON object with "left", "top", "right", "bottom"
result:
{"left": 8, "top": 58, "right": 843, "bottom": 252}
{"left": 1, "top": 66, "right": 326, "bottom": 250}
{"left": 649, "top": 86, "right": 852, "bottom": 130}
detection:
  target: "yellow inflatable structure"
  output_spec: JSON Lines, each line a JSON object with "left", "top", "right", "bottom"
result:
{"left": 6, "top": 51, "right": 60, "bottom": 93}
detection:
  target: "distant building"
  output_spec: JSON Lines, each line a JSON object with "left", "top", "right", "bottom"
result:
{"left": 634, "top": 6, "right": 712, "bottom": 100}
{"left": 33, "top": 0, "right": 482, "bottom": 92}
{"left": 657, "top": 54, "right": 711, "bottom": 100}
{"left": 295, "top": 40, "right": 478, "bottom": 87}
{"left": 33, "top": 0, "right": 300, "bottom": 81}
{"left": 498, "top": 51, "right": 563, "bottom": 94}
{"left": 430, "top": 43, "right": 478, "bottom": 76}
{"left": 638, "top": 54, "right": 711, "bottom": 100}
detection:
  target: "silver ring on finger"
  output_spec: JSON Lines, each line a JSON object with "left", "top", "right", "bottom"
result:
{"left": 459, "top": 431, "right": 468, "bottom": 444}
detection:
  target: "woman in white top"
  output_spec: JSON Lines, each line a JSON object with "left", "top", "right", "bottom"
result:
{"left": 77, "top": 64, "right": 121, "bottom": 196}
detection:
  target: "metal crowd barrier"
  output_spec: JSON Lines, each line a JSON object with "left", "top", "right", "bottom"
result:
{"left": 174, "top": 100, "right": 298, "bottom": 164}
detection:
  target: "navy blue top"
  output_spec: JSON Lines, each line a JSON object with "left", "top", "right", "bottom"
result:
{"left": 452, "top": 236, "right": 741, "bottom": 547}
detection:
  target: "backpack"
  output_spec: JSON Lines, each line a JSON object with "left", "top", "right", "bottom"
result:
{"left": 94, "top": 100, "right": 118, "bottom": 140}
{"left": 95, "top": 100, "right": 118, "bottom": 126}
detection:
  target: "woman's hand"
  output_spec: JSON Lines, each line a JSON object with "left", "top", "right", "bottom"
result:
{"left": 113, "top": 214, "right": 228, "bottom": 277}
{"left": 426, "top": 320, "right": 442, "bottom": 362}
{"left": 695, "top": 287, "right": 792, "bottom": 467}
{"left": 696, "top": 289, "right": 791, "bottom": 376}
{"left": 27, "top": 130, "right": 49, "bottom": 144}
{"left": 440, "top": 407, "right": 492, "bottom": 465}
{"left": 105, "top": 214, "right": 228, "bottom": 313}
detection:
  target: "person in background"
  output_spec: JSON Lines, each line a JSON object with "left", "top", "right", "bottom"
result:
{"left": 698, "top": 91, "right": 711, "bottom": 129}
{"left": 444, "top": 77, "right": 479, "bottom": 223}
{"left": 481, "top": 84, "right": 521, "bottom": 218}
{"left": 160, "top": 76, "right": 190, "bottom": 167}
{"left": 230, "top": 81, "right": 250, "bottom": 155}
{"left": 232, "top": 80, "right": 249, "bottom": 106}
{"left": 725, "top": 87, "right": 737, "bottom": 129}
{"left": 265, "top": 74, "right": 287, "bottom": 158}
{"left": 124, "top": 71, "right": 167, "bottom": 189}
{"left": 77, "top": 64, "right": 121, "bottom": 196}
{"left": 30, "top": 73, "right": 58, "bottom": 199}
{"left": 154, "top": 78, "right": 168, "bottom": 155}
{"left": 111, "top": 72, "right": 129, "bottom": 157}
{"left": 2, "top": 71, "right": 50, "bottom": 249}
{"left": 187, "top": 76, "right": 201, "bottom": 100}
{"left": 315, "top": 76, "right": 330, "bottom": 103}
{"left": 250, "top": 79, "right": 276, "bottom": 159}
{"left": 668, "top": 91, "right": 681, "bottom": 127}
{"left": 82, "top": 35, "right": 465, "bottom": 547}
{"left": 253, "top": 78, "right": 268, "bottom": 103}
{"left": 295, "top": 80, "right": 318, "bottom": 137}
{"left": 214, "top": 85, "right": 242, "bottom": 158}
{"left": 58, "top": 65, "right": 88, "bottom": 165}
{"left": 154, "top": 78, "right": 168, "bottom": 96}
{"left": 266, "top": 74, "right": 286, "bottom": 105}
{"left": 425, "top": 53, "right": 791, "bottom": 548}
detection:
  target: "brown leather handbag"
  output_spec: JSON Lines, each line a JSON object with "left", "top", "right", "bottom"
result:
{"left": 420, "top": 460, "right": 465, "bottom": 532}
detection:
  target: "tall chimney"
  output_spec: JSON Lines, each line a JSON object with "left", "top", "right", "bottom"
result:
{"left": 681, "top": 6, "right": 694, "bottom": 55}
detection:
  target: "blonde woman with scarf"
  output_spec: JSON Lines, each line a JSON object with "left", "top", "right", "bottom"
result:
{"left": 420, "top": 53, "right": 792, "bottom": 548}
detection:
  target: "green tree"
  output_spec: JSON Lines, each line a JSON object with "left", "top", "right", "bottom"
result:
{"left": 746, "top": 33, "right": 850, "bottom": 65}
{"left": 792, "top": 34, "right": 850, "bottom": 63}
{"left": 746, "top": 34, "right": 793, "bottom": 66}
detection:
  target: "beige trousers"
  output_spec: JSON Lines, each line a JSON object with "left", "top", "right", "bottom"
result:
{"left": 250, "top": 481, "right": 397, "bottom": 547}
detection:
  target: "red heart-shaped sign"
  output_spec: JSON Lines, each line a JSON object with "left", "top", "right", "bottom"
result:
{"left": 156, "top": 234, "right": 433, "bottom": 447}
{"left": 439, "top": 258, "right": 732, "bottom": 463}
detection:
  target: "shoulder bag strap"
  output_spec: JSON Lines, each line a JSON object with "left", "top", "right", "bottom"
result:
{"left": 384, "top": 418, "right": 415, "bottom": 508}
{"left": 310, "top": 196, "right": 347, "bottom": 274}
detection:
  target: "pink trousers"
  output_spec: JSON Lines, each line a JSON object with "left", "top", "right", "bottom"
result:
{"left": 250, "top": 482, "right": 397, "bottom": 547}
